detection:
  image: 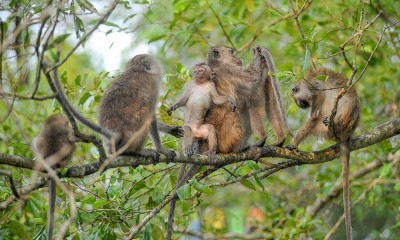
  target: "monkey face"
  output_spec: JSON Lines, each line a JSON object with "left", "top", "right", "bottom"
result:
{"left": 207, "top": 46, "right": 242, "bottom": 66}
{"left": 292, "top": 81, "right": 313, "bottom": 109}
{"left": 193, "top": 65, "right": 213, "bottom": 83}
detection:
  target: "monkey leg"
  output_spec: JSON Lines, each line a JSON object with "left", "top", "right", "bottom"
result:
{"left": 182, "top": 125, "right": 195, "bottom": 156}
{"left": 287, "top": 117, "right": 318, "bottom": 150}
{"left": 249, "top": 103, "right": 267, "bottom": 147}
{"left": 196, "top": 124, "right": 218, "bottom": 163}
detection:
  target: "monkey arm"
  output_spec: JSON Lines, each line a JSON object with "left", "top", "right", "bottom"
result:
{"left": 288, "top": 116, "right": 319, "bottom": 149}
{"left": 149, "top": 118, "right": 176, "bottom": 161}
{"left": 167, "top": 84, "right": 194, "bottom": 115}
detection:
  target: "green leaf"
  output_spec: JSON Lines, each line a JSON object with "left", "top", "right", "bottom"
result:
{"left": 53, "top": 34, "right": 71, "bottom": 44}
{"left": 240, "top": 179, "right": 256, "bottom": 191}
{"left": 316, "top": 75, "right": 328, "bottom": 81}
{"left": 9, "top": 220, "right": 26, "bottom": 238}
{"left": 246, "top": 161, "right": 260, "bottom": 171}
{"left": 78, "top": 92, "right": 92, "bottom": 106}
{"left": 379, "top": 164, "right": 391, "bottom": 177}
{"left": 395, "top": 183, "right": 400, "bottom": 192}
{"left": 176, "top": 184, "right": 191, "bottom": 200}
{"left": 190, "top": 179, "right": 213, "bottom": 194}
{"left": 151, "top": 224, "right": 164, "bottom": 240}
{"left": 142, "top": 223, "right": 151, "bottom": 240}
{"left": 84, "top": 195, "right": 96, "bottom": 204}
{"left": 31, "top": 218, "right": 45, "bottom": 224}
{"left": 245, "top": 0, "right": 254, "bottom": 12}
{"left": 278, "top": 62, "right": 294, "bottom": 72}
{"left": 302, "top": 46, "right": 310, "bottom": 71}
{"left": 92, "top": 200, "right": 108, "bottom": 208}
{"left": 254, "top": 175, "right": 264, "bottom": 191}
{"left": 148, "top": 34, "right": 166, "bottom": 44}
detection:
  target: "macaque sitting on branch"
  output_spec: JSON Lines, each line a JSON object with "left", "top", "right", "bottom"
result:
{"left": 167, "top": 64, "right": 236, "bottom": 160}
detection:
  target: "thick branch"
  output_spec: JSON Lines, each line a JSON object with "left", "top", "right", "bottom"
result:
{"left": 1, "top": 118, "right": 399, "bottom": 178}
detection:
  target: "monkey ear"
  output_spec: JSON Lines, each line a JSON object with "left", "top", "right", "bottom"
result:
{"left": 212, "top": 50, "right": 220, "bottom": 59}
{"left": 143, "top": 60, "right": 151, "bottom": 71}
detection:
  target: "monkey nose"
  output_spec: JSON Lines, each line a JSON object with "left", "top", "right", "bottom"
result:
{"left": 292, "top": 86, "right": 299, "bottom": 93}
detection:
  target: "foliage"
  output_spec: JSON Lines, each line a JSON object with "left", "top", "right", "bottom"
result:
{"left": 0, "top": 0, "right": 399, "bottom": 239}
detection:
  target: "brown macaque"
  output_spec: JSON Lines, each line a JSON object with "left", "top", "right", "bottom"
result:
{"left": 287, "top": 69, "right": 360, "bottom": 240}
{"left": 32, "top": 114, "right": 76, "bottom": 240}
{"left": 205, "top": 45, "right": 290, "bottom": 153}
{"left": 166, "top": 64, "right": 236, "bottom": 239}
{"left": 167, "top": 64, "right": 236, "bottom": 160}
{"left": 51, "top": 54, "right": 176, "bottom": 162}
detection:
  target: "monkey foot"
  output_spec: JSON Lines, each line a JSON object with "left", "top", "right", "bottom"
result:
{"left": 285, "top": 144, "right": 298, "bottom": 151}
{"left": 254, "top": 137, "right": 267, "bottom": 148}
{"left": 169, "top": 126, "right": 184, "bottom": 138}
{"left": 203, "top": 150, "right": 217, "bottom": 164}
{"left": 184, "top": 147, "right": 196, "bottom": 156}
{"left": 158, "top": 147, "right": 176, "bottom": 163}
{"left": 136, "top": 149, "right": 160, "bottom": 164}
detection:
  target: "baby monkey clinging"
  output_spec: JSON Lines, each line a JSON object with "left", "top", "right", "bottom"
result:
{"left": 167, "top": 64, "right": 236, "bottom": 160}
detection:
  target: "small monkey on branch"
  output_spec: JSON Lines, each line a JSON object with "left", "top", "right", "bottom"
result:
{"left": 166, "top": 64, "right": 236, "bottom": 239}
{"left": 287, "top": 69, "right": 360, "bottom": 240}
{"left": 32, "top": 114, "right": 76, "bottom": 240}
{"left": 167, "top": 64, "right": 236, "bottom": 160}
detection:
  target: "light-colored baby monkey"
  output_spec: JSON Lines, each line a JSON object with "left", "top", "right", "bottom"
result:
{"left": 167, "top": 63, "right": 236, "bottom": 160}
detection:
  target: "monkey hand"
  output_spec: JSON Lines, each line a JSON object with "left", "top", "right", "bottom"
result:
{"left": 323, "top": 117, "right": 329, "bottom": 127}
{"left": 168, "top": 126, "right": 184, "bottom": 138}
{"left": 167, "top": 106, "right": 175, "bottom": 116}
{"left": 228, "top": 96, "right": 237, "bottom": 112}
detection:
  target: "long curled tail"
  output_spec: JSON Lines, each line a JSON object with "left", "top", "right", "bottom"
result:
{"left": 48, "top": 179, "right": 56, "bottom": 240}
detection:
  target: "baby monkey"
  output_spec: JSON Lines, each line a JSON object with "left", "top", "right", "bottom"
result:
{"left": 32, "top": 114, "right": 76, "bottom": 240}
{"left": 287, "top": 69, "right": 360, "bottom": 240}
{"left": 167, "top": 64, "right": 236, "bottom": 160}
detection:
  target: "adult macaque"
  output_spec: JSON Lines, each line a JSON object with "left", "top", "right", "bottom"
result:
{"left": 32, "top": 114, "right": 76, "bottom": 240}
{"left": 51, "top": 54, "right": 176, "bottom": 162}
{"left": 205, "top": 45, "right": 290, "bottom": 152}
{"left": 167, "top": 64, "right": 236, "bottom": 160}
{"left": 287, "top": 69, "right": 360, "bottom": 240}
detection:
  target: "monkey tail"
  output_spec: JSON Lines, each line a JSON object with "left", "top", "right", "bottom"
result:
{"left": 50, "top": 68, "right": 114, "bottom": 140}
{"left": 166, "top": 164, "right": 200, "bottom": 240}
{"left": 260, "top": 48, "right": 293, "bottom": 137}
{"left": 48, "top": 179, "right": 56, "bottom": 240}
{"left": 341, "top": 140, "right": 352, "bottom": 240}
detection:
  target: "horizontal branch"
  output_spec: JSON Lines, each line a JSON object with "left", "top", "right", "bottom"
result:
{"left": 0, "top": 118, "right": 398, "bottom": 179}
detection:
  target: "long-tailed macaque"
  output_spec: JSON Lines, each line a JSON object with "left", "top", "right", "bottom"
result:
{"left": 167, "top": 64, "right": 236, "bottom": 160}
{"left": 32, "top": 114, "right": 76, "bottom": 240}
{"left": 205, "top": 45, "right": 290, "bottom": 152}
{"left": 51, "top": 54, "right": 176, "bottom": 162}
{"left": 287, "top": 69, "right": 360, "bottom": 240}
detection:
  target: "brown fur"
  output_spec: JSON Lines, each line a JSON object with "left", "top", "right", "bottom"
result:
{"left": 33, "top": 114, "right": 75, "bottom": 240}
{"left": 205, "top": 45, "right": 289, "bottom": 152}
{"left": 288, "top": 69, "right": 360, "bottom": 240}
{"left": 98, "top": 54, "right": 175, "bottom": 160}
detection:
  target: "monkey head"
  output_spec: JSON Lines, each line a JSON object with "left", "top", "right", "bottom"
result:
{"left": 125, "top": 54, "right": 163, "bottom": 76}
{"left": 207, "top": 46, "right": 242, "bottom": 67}
{"left": 44, "top": 114, "right": 70, "bottom": 129}
{"left": 193, "top": 64, "right": 215, "bottom": 84}
{"left": 292, "top": 79, "right": 323, "bottom": 109}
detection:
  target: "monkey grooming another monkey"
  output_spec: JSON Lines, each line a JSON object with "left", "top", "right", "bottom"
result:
{"left": 205, "top": 45, "right": 290, "bottom": 152}
{"left": 287, "top": 69, "right": 360, "bottom": 240}
{"left": 32, "top": 114, "right": 76, "bottom": 240}
{"left": 51, "top": 54, "right": 175, "bottom": 162}
{"left": 166, "top": 64, "right": 236, "bottom": 239}
{"left": 167, "top": 64, "right": 236, "bottom": 160}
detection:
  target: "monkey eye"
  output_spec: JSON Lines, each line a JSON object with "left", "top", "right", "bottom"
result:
{"left": 292, "top": 86, "right": 300, "bottom": 93}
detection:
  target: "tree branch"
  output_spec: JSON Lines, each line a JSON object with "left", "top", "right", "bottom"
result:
{"left": 1, "top": 118, "right": 398, "bottom": 177}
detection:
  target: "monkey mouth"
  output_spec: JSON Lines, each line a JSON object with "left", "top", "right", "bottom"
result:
{"left": 297, "top": 99, "right": 310, "bottom": 109}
